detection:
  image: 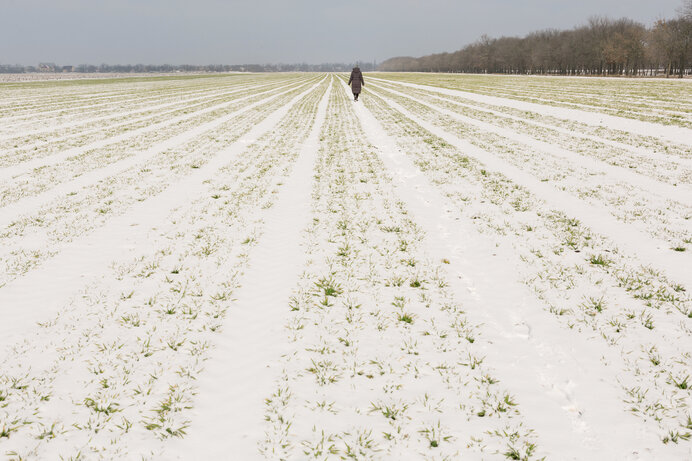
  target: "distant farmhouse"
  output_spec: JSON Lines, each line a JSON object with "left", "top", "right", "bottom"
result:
{"left": 34, "top": 63, "right": 73, "bottom": 73}
{"left": 38, "top": 62, "right": 56, "bottom": 72}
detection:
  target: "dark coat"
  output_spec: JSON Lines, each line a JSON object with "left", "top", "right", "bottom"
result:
{"left": 348, "top": 67, "right": 364, "bottom": 94}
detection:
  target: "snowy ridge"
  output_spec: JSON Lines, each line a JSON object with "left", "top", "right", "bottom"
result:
{"left": 346, "top": 78, "right": 666, "bottom": 460}
{"left": 365, "top": 84, "right": 692, "bottom": 290}
{"left": 369, "top": 76, "right": 692, "bottom": 145}
{"left": 0, "top": 73, "right": 689, "bottom": 460}
{"left": 0, "top": 78, "right": 317, "bottom": 228}
{"left": 0, "top": 77, "right": 326, "bottom": 350}
{"left": 368, "top": 80, "right": 692, "bottom": 203}
{"left": 173, "top": 77, "right": 333, "bottom": 460}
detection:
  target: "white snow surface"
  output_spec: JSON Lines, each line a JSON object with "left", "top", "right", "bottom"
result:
{"left": 368, "top": 76, "right": 692, "bottom": 145}
{"left": 0, "top": 72, "right": 690, "bottom": 460}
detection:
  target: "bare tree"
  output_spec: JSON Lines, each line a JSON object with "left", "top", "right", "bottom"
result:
{"left": 378, "top": 8, "right": 691, "bottom": 77}
{"left": 679, "top": 0, "right": 692, "bottom": 20}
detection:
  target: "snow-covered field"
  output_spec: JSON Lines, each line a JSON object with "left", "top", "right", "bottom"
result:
{"left": 0, "top": 73, "right": 215, "bottom": 83}
{"left": 0, "top": 72, "right": 690, "bottom": 460}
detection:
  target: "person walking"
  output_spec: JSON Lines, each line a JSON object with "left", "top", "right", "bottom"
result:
{"left": 348, "top": 66, "right": 364, "bottom": 101}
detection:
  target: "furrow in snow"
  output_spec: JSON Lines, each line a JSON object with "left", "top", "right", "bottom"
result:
{"left": 0, "top": 77, "right": 327, "bottom": 352}
{"left": 365, "top": 86, "right": 692, "bottom": 290}
{"left": 372, "top": 79, "right": 692, "bottom": 169}
{"left": 0, "top": 78, "right": 317, "bottom": 228}
{"left": 370, "top": 77, "right": 692, "bottom": 146}
{"left": 171, "top": 77, "right": 333, "bottom": 461}
{"left": 0, "top": 78, "right": 281, "bottom": 144}
{"left": 346, "top": 78, "right": 687, "bottom": 460}
{"left": 0, "top": 77, "right": 263, "bottom": 131}
{"left": 368, "top": 81, "right": 692, "bottom": 204}
{"left": 0, "top": 78, "right": 306, "bottom": 180}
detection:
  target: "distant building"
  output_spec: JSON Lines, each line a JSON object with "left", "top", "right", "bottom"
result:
{"left": 38, "top": 63, "right": 56, "bottom": 72}
{"left": 62, "top": 66, "right": 74, "bottom": 72}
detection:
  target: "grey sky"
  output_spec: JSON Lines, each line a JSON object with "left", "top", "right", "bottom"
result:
{"left": 0, "top": 0, "right": 684, "bottom": 65}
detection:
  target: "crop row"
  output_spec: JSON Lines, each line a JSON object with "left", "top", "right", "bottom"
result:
{"left": 367, "top": 83, "right": 692, "bottom": 249}
{"left": 0, "top": 77, "right": 316, "bottom": 204}
{"left": 0, "top": 79, "right": 331, "bottom": 460}
{"left": 360, "top": 87, "right": 692, "bottom": 445}
{"left": 372, "top": 73, "right": 692, "bottom": 128}
{"left": 0, "top": 74, "right": 288, "bottom": 124}
{"left": 260, "top": 81, "right": 540, "bottom": 460}
{"left": 0, "top": 76, "right": 286, "bottom": 145}
{"left": 0, "top": 76, "right": 309, "bottom": 171}
{"left": 0, "top": 79, "right": 321, "bottom": 288}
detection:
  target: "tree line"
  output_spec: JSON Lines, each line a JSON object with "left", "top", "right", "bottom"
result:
{"left": 0, "top": 62, "right": 377, "bottom": 75}
{"left": 379, "top": 2, "right": 692, "bottom": 77}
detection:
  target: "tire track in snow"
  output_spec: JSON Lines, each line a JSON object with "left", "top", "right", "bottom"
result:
{"left": 0, "top": 78, "right": 317, "bottom": 229}
{"left": 369, "top": 81, "right": 692, "bottom": 204}
{"left": 0, "top": 77, "right": 327, "bottom": 353}
{"left": 370, "top": 77, "right": 692, "bottom": 146}
{"left": 170, "top": 79, "right": 332, "bottom": 461}
{"left": 344, "top": 79, "right": 680, "bottom": 460}
{"left": 363, "top": 86, "right": 692, "bottom": 291}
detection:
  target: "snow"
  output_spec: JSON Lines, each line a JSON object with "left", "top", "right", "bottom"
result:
{"left": 0, "top": 77, "right": 326, "bottom": 351}
{"left": 0, "top": 78, "right": 303, "bottom": 207}
{"left": 346, "top": 78, "right": 666, "bottom": 459}
{"left": 0, "top": 72, "right": 690, "bottom": 460}
{"left": 369, "top": 76, "right": 692, "bottom": 145}
{"left": 364, "top": 85, "right": 692, "bottom": 290}
{"left": 370, "top": 81, "right": 692, "bottom": 204}
{"left": 173, "top": 79, "right": 333, "bottom": 460}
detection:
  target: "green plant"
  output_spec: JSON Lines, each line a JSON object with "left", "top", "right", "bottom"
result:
{"left": 589, "top": 254, "right": 610, "bottom": 267}
{"left": 315, "top": 276, "right": 342, "bottom": 297}
{"left": 397, "top": 312, "right": 414, "bottom": 324}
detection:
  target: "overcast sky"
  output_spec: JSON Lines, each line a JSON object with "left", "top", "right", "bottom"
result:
{"left": 0, "top": 0, "right": 684, "bottom": 65}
